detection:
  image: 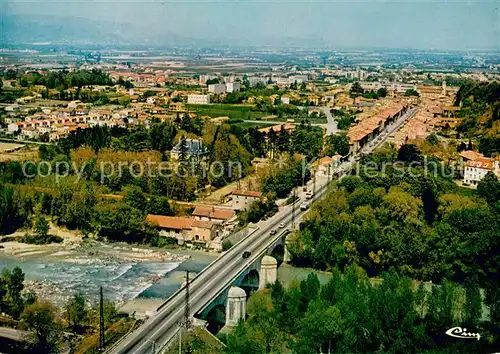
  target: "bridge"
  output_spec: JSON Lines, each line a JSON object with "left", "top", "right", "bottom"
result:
{"left": 107, "top": 105, "right": 419, "bottom": 354}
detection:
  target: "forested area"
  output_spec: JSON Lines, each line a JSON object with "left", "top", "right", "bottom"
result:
{"left": 455, "top": 81, "right": 500, "bottom": 156}
{"left": 231, "top": 123, "right": 325, "bottom": 159}
{"left": 0, "top": 265, "right": 123, "bottom": 353}
{"left": 221, "top": 266, "right": 497, "bottom": 353}
{"left": 13, "top": 69, "right": 112, "bottom": 90}
{"left": 289, "top": 144, "right": 499, "bottom": 279}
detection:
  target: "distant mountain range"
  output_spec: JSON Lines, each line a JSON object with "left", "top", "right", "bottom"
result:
{"left": 1, "top": 14, "right": 332, "bottom": 49}
{"left": 1, "top": 14, "right": 202, "bottom": 47}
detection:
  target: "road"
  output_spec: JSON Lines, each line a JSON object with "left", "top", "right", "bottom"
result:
{"left": 108, "top": 105, "right": 419, "bottom": 354}
{"left": 321, "top": 106, "right": 338, "bottom": 135}
{"left": 0, "top": 327, "right": 30, "bottom": 342}
{"left": 109, "top": 191, "right": 324, "bottom": 354}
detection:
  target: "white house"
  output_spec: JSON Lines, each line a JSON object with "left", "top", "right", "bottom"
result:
{"left": 7, "top": 123, "right": 19, "bottom": 133}
{"left": 226, "top": 82, "right": 241, "bottom": 93}
{"left": 208, "top": 84, "right": 226, "bottom": 94}
{"left": 281, "top": 96, "right": 290, "bottom": 105}
{"left": 463, "top": 158, "right": 499, "bottom": 186}
{"left": 230, "top": 190, "right": 262, "bottom": 211}
{"left": 187, "top": 94, "right": 210, "bottom": 105}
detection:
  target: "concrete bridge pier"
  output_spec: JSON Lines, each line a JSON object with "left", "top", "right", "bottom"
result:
{"left": 225, "top": 286, "right": 247, "bottom": 327}
{"left": 283, "top": 235, "right": 292, "bottom": 263}
{"left": 259, "top": 256, "right": 278, "bottom": 289}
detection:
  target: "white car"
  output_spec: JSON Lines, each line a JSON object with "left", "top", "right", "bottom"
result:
{"left": 279, "top": 222, "right": 286, "bottom": 228}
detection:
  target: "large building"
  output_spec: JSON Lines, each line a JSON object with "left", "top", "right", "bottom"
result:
{"left": 208, "top": 84, "right": 226, "bottom": 94}
{"left": 230, "top": 190, "right": 262, "bottom": 211}
{"left": 146, "top": 214, "right": 216, "bottom": 246}
{"left": 170, "top": 138, "right": 207, "bottom": 160}
{"left": 187, "top": 94, "right": 210, "bottom": 105}
{"left": 347, "top": 103, "right": 409, "bottom": 154}
{"left": 226, "top": 82, "right": 241, "bottom": 93}
{"left": 463, "top": 158, "right": 500, "bottom": 186}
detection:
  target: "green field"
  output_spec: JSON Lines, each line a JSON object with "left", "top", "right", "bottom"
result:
{"left": 229, "top": 121, "right": 270, "bottom": 130}
{"left": 186, "top": 104, "right": 267, "bottom": 121}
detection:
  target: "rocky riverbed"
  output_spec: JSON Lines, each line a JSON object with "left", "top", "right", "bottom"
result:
{"left": 0, "top": 226, "right": 194, "bottom": 308}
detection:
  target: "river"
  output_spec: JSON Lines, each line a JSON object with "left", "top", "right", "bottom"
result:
{"left": 0, "top": 246, "right": 218, "bottom": 307}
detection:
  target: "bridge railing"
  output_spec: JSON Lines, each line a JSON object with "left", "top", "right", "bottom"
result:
{"left": 155, "top": 226, "right": 261, "bottom": 312}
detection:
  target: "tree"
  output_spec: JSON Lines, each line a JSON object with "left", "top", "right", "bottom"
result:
{"left": 404, "top": 89, "right": 419, "bottom": 96}
{"left": 3, "top": 266, "right": 25, "bottom": 318}
{"left": 326, "top": 134, "right": 350, "bottom": 156}
{"left": 382, "top": 187, "right": 422, "bottom": 222}
{"left": 22, "top": 301, "right": 61, "bottom": 354}
{"left": 397, "top": 144, "right": 422, "bottom": 164}
{"left": 376, "top": 87, "right": 387, "bottom": 98}
{"left": 147, "top": 196, "right": 173, "bottom": 216}
{"left": 425, "top": 133, "right": 439, "bottom": 146}
{"left": 477, "top": 171, "right": 500, "bottom": 205}
{"left": 206, "top": 78, "right": 220, "bottom": 85}
{"left": 179, "top": 135, "right": 188, "bottom": 161}
{"left": 350, "top": 82, "right": 364, "bottom": 97}
{"left": 123, "top": 186, "right": 147, "bottom": 212}
{"left": 300, "top": 273, "right": 321, "bottom": 304}
{"left": 65, "top": 293, "right": 87, "bottom": 333}
{"left": 34, "top": 216, "right": 49, "bottom": 238}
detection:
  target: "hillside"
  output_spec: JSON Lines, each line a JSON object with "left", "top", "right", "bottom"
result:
{"left": 1, "top": 15, "right": 198, "bottom": 46}
{"left": 455, "top": 81, "right": 500, "bottom": 156}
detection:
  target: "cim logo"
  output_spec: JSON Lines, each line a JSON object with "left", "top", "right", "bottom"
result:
{"left": 445, "top": 327, "right": 480, "bottom": 341}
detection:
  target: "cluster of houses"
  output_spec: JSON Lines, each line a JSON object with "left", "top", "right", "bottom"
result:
{"left": 346, "top": 102, "right": 410, "bottom": 154}
{"left": 146, "top": 189, "right": 263, "bottom": 249}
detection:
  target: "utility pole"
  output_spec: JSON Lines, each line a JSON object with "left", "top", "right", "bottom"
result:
{"left": 99, "top": 287, "right": 104, "bottom": 350}
{"left": 313, "top": 169, "right": 316, "bottom": 195}
{"left": 291, "top": 188, "right": 296, "bottom": 228}
{"left": 179, "top": 271, "right": 191, "bottom": 354}
{"left": 183, "top": 271, "right": 191, "bottom": 330}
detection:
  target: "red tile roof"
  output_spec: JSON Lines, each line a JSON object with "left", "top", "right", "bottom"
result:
{"left": 146, "top": 214, "right": 213, "bottom": 230}
{"left": 466, "top": 158, "right": 494, "bottom": 170}
{"left": 460, "top": 150, "right": 484, "bottom": 161}
{"left": 192, "top": 206, "right": 235, "bottom": 220}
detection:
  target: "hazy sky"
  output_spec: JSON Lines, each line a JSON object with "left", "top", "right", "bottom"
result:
{"left": 4, "top": 0, "right": 500, "bottom": 50}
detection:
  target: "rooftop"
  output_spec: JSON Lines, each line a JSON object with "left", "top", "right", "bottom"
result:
{"left": 192, "top": 206, "right": 235, "bottom": 220}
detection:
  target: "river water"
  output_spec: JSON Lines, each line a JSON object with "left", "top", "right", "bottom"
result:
{"left": 0, "top": 248, "right": 218, "bottom": 306}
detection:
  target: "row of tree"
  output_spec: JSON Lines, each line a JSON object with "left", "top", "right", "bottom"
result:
{"left": 221, "top": 266, "right": 497, "bottom": 353}
{"left": 16, "top": 69, "right": 112, "bottom": 90}
{"left": 286, "top": 145, "right": 500, "bottom": 316}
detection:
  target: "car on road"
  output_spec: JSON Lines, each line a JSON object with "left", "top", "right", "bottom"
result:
{"left": 279, "top": 222, "right": 286, "bottom": 228}
{"left": 305, "top": 191, "right": 313, "bottom": 199}
{"left": 242, "top": 251, "right": 251, "bottom": 259}
{"left": 300, "top": 202, "right": 310, "bottom": 211}
{"left": 270, "top": 229, "right": 278, "bottom": 235}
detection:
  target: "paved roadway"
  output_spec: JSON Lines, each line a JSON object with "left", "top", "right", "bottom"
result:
{"left": 0, "top": 327, "right": 30, "bottom": 342}
{"left": 321, "top": 106, "right": 338, "bottom": 135}
{"left": 108, "top": 105, "right": 419, "bottom": 354}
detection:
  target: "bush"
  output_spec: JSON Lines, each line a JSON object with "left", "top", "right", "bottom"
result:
{"left": 21, "top": 234, "right": 63, "bottom": 245}
{"left": 153, "top": 236, "right": 178, "bottom": 248}
{"left": 222, "top": 240, "right": 233, "bottom": 251}
{"left": 286, "top": 195, "right": 299, "bottom": 205}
